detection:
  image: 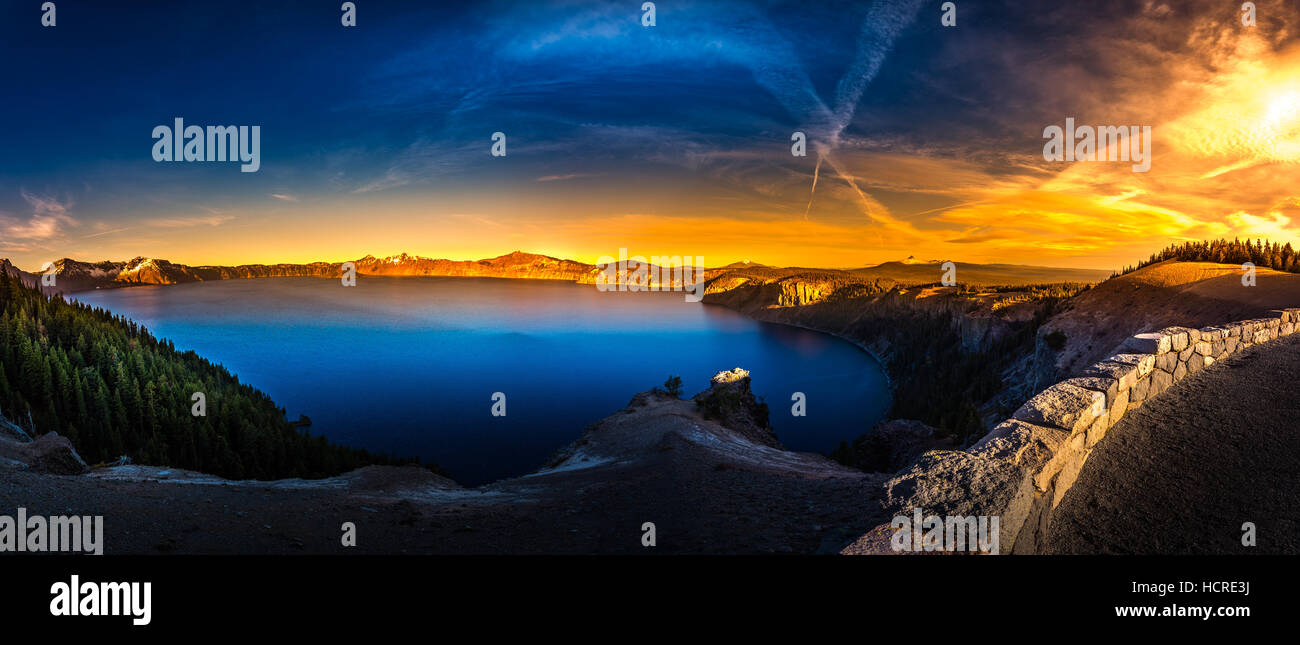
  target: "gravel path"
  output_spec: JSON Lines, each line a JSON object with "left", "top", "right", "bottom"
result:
{"left": 1046, "top": 333, "right": 1300, "bottom": 554}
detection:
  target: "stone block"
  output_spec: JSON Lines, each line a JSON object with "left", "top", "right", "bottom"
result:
{"left": 1085, "top": 414, "right": 1109, "bottom": 447}
{"left": 1123, "top": 333, "right": 1171, "bottom": 355}
{"left": 1107, "top": 353, "right": 1155, "bottom": 378}
{"left": 1012, "top": 381, "right": 1103, "bottom": 435}
{"left": 1198, "top": 327, "right": 1224, "bottom": 342}
{"left": 1082, "top": 361, "right": 1139, "bottom": 392}
{"left": 1148, "top": 369, "right": 1173, "bottom": 397}
{"left": 1065, "top": 376, "right": 1118, "bottom": 409}
{"left": 1108, "top": 387, "right": 1129, "bottom": 426}
{"left": 1129, "top": 376, "right": 1151, "bottom": 403}
{"left": 1157, "top": 327, "right": 1192, "bottom": 351}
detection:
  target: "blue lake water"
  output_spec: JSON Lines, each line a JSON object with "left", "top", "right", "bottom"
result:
{"left": 72, "top": 277, "right": 890, "bottom": 484}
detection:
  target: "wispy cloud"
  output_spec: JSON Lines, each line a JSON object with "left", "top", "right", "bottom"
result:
{"left": 150, "top": 215, "right": 235, "bottom": 228}
{"left": 0, "top": 190, "right": 77, "bottom": 241}
{"left": 270, "top": 193, "right": 299, "bottom": 202}
{"left": 536, "top": 173, "right": 598, "bottom": 182}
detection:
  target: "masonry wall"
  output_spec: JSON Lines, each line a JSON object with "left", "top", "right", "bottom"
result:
{"left": 863, "top": 307, "right": 1300, "bottom": 555}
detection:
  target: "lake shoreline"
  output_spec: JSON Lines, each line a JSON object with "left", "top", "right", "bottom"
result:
{"left": 68, "top": 275, "right": 892, "bottom": 485}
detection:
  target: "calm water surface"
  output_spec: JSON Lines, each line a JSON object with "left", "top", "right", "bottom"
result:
{"left": 73, "top": 277, "right": 890, "bottom": 484}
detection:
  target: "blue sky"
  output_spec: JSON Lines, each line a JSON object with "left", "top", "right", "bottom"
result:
{"left": 1, "top": 0, "right": 1297, "bottom": 269}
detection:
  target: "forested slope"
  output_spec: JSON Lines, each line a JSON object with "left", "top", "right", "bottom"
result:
{"left": 0, "top": 270, "right": 407, "bottom": 479}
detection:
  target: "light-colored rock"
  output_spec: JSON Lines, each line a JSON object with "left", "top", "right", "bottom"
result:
{"left": 1012, "top": 381, "right": 1103, "bottom": 435}
{"left": 1129, "top": 376, "right": 1151, "bottom": 403}
{"left": 1157, "top": 326, "right": 1192, "bottom": 351}
{"left": 1155, "top": 351, "right": 1178, "bottom": 373}
{"left": 880, "top": 449, "right": 1032, "bottom": 553}
{"left": 1085, "top": 414, "right": 1109, "bottom": 447}
{"left": 1108, "top": 387, "right": 1129, "bottom": 426}
{"left": 1198, "top": 327, "right": 1227, "bottom": 342}
{"left": 1065, "top": 376, "right": 1118, "bottom": 409}
{"left": 1050, "top": 434, "right": 1090, "bottom": 509}
{"left": 972, "top": 419, "right": 1069, "bottom": 465}
{"left": 1082, "top": 361, "right": 1139, "bottom": 392}
{"left": 1107, "top": 353, "right": 1156, "bottom": 378}
{"left": 1123, "top": 333, "right": 1171, "bottom": 355}
{"left": 1148, "top": 369, "right": 1173, "bottom": 397}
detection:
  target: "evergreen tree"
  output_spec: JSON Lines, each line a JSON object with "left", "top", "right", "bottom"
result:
{"left": 0, "top": 269, "right": 429, "bottom": 479}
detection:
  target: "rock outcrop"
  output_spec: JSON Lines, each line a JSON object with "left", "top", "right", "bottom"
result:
{"left": 0, "top": 431, "right": 89, "bottom": 474}
{"left": 691, "top": 368, "right": 779, "bottom": 448}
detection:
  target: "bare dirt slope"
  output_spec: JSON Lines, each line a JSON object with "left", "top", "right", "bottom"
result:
{"left": 1040, "top": 261, "right": 1300, "bottom": 379}
{"left": 0, "top": 379, "right": 888, "bottom": 555}
{"left": 1046, "top": 333, "right": 1300, "bottom": 554}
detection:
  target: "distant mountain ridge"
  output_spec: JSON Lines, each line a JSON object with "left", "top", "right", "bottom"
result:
{"left": 0, "top": 251, "right": 1112, "bottom": 295}
{"left": 4, "top": 252, "right": 601, "bottom": 294}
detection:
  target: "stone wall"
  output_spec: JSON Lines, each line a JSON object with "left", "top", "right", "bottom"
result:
{"left": 848, "top": 307, "right": 1300, "bottom": 555}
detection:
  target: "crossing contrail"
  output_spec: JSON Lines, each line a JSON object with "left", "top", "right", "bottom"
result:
{"left": 802, "top": 0, "right": 924, "bottom": 223}
{"left": 803, "top": 155, "right": 823, "bottom": 220}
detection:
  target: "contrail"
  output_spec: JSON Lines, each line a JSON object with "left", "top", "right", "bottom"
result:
{"left": 802, "top": 0, "right": 924, "bottom": 222}
{"left": 803, "top": 155, "right": 823, "bottom": 220}
{"left": 821, "top": 150, "right": 919, "bottom": 238}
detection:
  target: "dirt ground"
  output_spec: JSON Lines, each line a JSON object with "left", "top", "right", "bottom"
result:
{"left": 1046, "top": 333, "right": 1300, "bottom": 554}
{"left": 0, "top": 394, "right": 892, "bottom": 555}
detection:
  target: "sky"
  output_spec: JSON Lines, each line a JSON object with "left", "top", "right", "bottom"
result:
{"left": 0, "top": 0, "right": 1298, "bottom": 272}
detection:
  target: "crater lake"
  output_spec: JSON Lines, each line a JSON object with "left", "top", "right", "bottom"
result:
{"left": 72, "top": 276, "right": 890, "bottom": 485}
